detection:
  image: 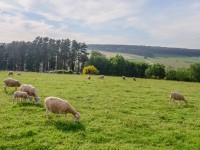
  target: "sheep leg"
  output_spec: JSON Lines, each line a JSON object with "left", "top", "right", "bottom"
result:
{"left": 15, "top": 87, "right": 17, "bottom": 91}
{"left": 12, "top": 98, "right": 15, "bottom": 103}
{"left": 45, "top": 109, "right": 49, "bottom": 119}
{"left": 65, "top": 114, "right": 67, "bottom": 121}
{"left": 178, "top": 101, "right": 180, "bottom": 106}
{"left": 4, "top": 85, "right": 7, "bottom": 93}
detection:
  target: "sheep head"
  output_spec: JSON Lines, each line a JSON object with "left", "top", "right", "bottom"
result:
{"left": 74, "top": 112, "right": 80, "bottom": 123}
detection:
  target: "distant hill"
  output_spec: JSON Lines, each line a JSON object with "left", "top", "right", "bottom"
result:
{"left": 88, "top": 44, "right": 200, "bottom": 57}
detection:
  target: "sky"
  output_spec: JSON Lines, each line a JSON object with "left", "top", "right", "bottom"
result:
{"left": 0, "top": 0, "right": 200, "bottom": 49}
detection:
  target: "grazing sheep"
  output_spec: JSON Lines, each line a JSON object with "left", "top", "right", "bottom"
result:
{"left": 133, "top": 77, "right": 136, "bottom": 81}
{"left": 170, "top": 92, "right": 188, "bottom": 105}
{"left": 3, "top": 78, "right": 21, "bottom": 93}
{"left": 17, "top": 72, "right": 21, "bottom": 75}
{"left": 13, "top": 91, "right": 32, "bottom": 103}
{"left": 98, "top": 75, "right": 104, "bottom": 79}
{"left": 122, "top": 76, "right": 126, "bottom": 80}
{"left": 49, "top": 71, "right": 54, "bottom": 74}
{"left": 19, "top": 84, "right": 40, "bottom": 103}
{"left": 44, "top": 96, "right": 80, "bottom": 122}
{"left": 88, "top": 75, "right": 91, "bottom": 80}
{"left": 8, "top": 71, "right": 14, "bottom": 76}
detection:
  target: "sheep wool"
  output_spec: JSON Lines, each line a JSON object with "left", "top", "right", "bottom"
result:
{"left": 3, "top": 78, "right": 21, "bottom": 93}
{"left": 170, "top": 92, "right": 188, "bottom": 105}
{"left": 44, "top": 96, "right": 80, "bottom": 122}
{"left": 19, "top": 84, "right": 40, "bottom": 103}
{"left": 13, "top": 91, "right": 31, "bottom": 103}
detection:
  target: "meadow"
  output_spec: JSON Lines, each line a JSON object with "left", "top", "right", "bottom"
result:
{"left": 98, "top": 50, "right": 200, "bottom": 69}
{"left": 0, "top": 71, "right": 200, "bottom": 149}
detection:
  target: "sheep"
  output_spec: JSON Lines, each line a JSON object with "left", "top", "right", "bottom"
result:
{"left": 98, "top": 75, "right": 104, "bottom": 79}
{"left": 3, "top": 78, "right": 21, "bottom": 93}
{"left": 49, "top": 71, "right": 54, "bottom": 74}
{"left": 170, "top": 92, "right": 188, "bottom": 105}
{"left": 133, "top": 77, "right": 136, "bottom": 81}
{"left": 88, "top": 75, "right": 91, "bottom": 80}
{"left": 44, "top": 96, "right": 80, "bottom": 122}
{"left": 122, "top": 76, "right": 126, "bottom": 80}
{"left": 8, "top": 71, "right": 14, "bottom": 76}
{"left": 13, "top": 91, "right": 32, "bottom": 103}
{"left": 19, "top": 84, "right": 40, "bottom": 103}
{"left": 17, "top": 72, "right": 21, "bottom": 75}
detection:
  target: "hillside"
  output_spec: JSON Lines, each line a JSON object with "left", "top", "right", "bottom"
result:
{"left": 88, "top": 44, "right": 200, "bottom": 57}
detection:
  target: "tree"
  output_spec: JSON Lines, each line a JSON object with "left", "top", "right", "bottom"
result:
{"left": 190, "top": 63, "right": 200, "bottom": 82}
{"left": 87, "top": 51, "right": 109, "bottom": 75}
{"left": 145, "top": 63, "right": 165, "bottom": 79}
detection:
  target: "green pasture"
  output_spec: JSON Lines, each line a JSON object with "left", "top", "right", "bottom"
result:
{"left": 98, "top": 50, "right": 200, "bottom": 69}
{"left": 0, "top": 71, "right": 200, "bottom": 149}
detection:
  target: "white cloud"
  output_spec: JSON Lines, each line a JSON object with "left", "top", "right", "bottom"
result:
{"left": 0, "top": 0, "right": 200, "bottom": 49}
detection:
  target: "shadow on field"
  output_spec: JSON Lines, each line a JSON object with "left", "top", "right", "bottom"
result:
{"left": 13, "top": 102, "right": 43, "bottom": 108}
{"left": 48, "top": 121, "right": 85, "bottom": 132}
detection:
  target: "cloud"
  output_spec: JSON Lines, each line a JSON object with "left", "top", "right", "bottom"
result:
{"left": 0, "top": 0, "right": 200, "bottom": 49}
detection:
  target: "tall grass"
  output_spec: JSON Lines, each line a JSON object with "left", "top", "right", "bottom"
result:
{"left": 0, "top": 71, "right": 200, "bottom": 149}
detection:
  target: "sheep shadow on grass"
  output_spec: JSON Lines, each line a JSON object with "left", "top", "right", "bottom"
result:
{"left": 13, "top": 102, "right": 43, "bottom": 108}
{"left": 48, "top": 120, "right": 85, "bottom": 132}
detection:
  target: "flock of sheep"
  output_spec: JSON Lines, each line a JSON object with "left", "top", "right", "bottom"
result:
{"left": 4, "top": 71, "right": 80, "bottom": 123}
{"left": 3, "top": 71, "right": 188, "bottom": 124}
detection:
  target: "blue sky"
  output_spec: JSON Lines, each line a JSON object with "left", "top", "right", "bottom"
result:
{"left": 0, "top": 0, "right": 200, "bottom": 49}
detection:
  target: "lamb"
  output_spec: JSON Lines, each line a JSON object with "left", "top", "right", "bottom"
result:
{"left": 88, "top": 75, "right": 91, "bottom": 80}
{"left": 133, "top": 77, "right": 136, "bottom": 81}
{"left": 170, "top": 92, "right": 188, "bottom": 105}
{"left": 122, "top": 76, "right": 126, "bottom": 80}
{"left": 3, "top": 78, "right": 21, "bottom": 93}
{"left": 13, "top": 91, "right": 32, "bottom": 103}
{"left": 44, "top": 96, "right": 80, "bottom": 122}
{"left": 8, "top": 71, "right": 14, "bottom": 76}
{"left": 19, "top": 84, "right": 40, "bottom": 103}
{"left": 98, "top": 75, "right": 104, "bottom": 79}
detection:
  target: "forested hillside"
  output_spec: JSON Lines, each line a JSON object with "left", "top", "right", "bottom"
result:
{"left": 88, "top": 44, "right": 200, "bottom": 57}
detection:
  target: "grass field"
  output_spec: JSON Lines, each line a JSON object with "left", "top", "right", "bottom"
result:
{"left": 97, "top": 50, "right": 200, "bottom": 69}
{"left": 0, "top": 71, "right": 200, "bottom": 149}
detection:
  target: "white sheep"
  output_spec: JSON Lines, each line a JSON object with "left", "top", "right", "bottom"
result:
{"left": 8, "top": 71, "right": 14, "bottom": 76}
{"left": 13, "top": 91, "right": 32, "bottom": 103}
{"left": 98, "top": 75, "right": 104, "bottom": 79}
{"left": 3, "top": 78, "right": 21, "bottom": 93}
{"left": 88, "top": 75, "right": 91, "bottom": 80}
{"left": 133, "top": 77, "right": 136, "bottom": 81}
{"left": 19, "top": 84, "right": 40, "bottom": 103}
{"left": 122, "top": 76, "right": 126, "bottom": 80}
{"left": 170, "top": 92, "right": 188, "bottom": 105}
{"left": 44, "top": 96, "right": 80, "bottom": 122}
{"left": 17, "top": 72, "right": 21, "bottom": 75}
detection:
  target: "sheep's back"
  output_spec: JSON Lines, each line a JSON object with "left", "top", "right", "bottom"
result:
{"left": 45, "top": 97, "right": 69, "bottom": 114}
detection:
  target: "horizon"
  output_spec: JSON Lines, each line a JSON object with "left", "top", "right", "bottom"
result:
{"left": 0, "top": 0, "right": 200, "bottom": 49}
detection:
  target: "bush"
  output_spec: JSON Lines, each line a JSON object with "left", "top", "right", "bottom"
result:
{"left": 176, "top": 68, "right": 196, "bottom": 82}
{"left": 82, "top": 66, "right": 99, "bottom": 75}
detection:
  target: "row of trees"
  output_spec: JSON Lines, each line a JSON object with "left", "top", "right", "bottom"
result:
{"left": 86, "top": 51, "right": 200, "bottom": 82}
{"left": 0, "top": 36, "right": 88, "bottom": 72}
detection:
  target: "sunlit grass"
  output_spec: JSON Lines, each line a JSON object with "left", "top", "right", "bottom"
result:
{"left": 0, "top": 71, "right": 200, "bottom": 149}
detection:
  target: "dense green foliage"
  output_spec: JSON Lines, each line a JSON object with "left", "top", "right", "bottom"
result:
{"left": 0, "top": 72, "right": 200, "bottom": 149}
{"left": 0, "top": 37, "right": 88, "bottom": 72}
{"left": 87, "top": 51, "right": 200, "bottom": 82}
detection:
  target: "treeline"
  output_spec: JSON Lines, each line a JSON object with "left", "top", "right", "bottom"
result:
{"left": 88, "top": 44, "right": 200, "bottom": 57}
{"left": 87, "top": 51, "right": 200, "bottom": 82}
{"left": 0, "top": 37, "right": 88, "bottom": 72}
